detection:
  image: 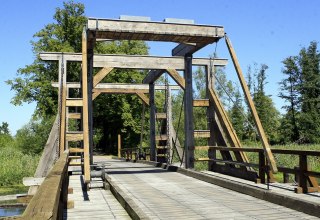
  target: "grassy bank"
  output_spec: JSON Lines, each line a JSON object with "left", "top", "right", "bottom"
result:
{"left": 195, "top": 144, "right": 320, "bottom": 182}
{"left": 0, "top": 147, "right": 39, "bottom": 194}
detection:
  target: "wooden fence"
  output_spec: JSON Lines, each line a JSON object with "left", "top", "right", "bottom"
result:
{"left": 19, "top": 150, "right": 69, "bottom": 220}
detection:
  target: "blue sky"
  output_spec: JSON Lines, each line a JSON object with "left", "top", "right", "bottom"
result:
{"left": 0, "top": 0, "right": 319, "bottom": 134}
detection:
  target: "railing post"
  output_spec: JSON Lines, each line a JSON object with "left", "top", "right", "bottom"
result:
{"left": 259, "top": 150, "right": 266, "bottom": 184}
{"left": 118, "top": 134, "right": 121, "bottom": 158}
{"left": 296, "top": 154, "right": 308, "bottom": 193}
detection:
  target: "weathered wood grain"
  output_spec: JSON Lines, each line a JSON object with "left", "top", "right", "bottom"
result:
{"left": 21, "top": 151, "right": 69, "bottom": 220}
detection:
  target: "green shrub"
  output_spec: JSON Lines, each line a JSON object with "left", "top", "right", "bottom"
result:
{"left": 0, "top": 147, "right": 39, "bottom": 186}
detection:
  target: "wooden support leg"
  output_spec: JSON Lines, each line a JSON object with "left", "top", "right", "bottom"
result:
{"left": 184, "top": 55, "right": 195, "bottom": 169}
{"left": 88, "top": 45, "right": 94, "bottom": 166}
{"left": 59, "top": 56, "right": 67, "bottom": 156}
{"left": 149, "top": 83, "right": 156, "bottom": 161}
{"left": 82, "top": 28, "right": 90, "bottom": 183}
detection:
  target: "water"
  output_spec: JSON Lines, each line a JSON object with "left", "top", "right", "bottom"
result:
{"left": 0, "top": 206, "right": 25, "bottom": 217}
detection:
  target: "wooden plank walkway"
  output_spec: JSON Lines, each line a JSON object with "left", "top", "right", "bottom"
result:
{"left": 64, "top": 174, "right": 131, "bottom": 220}
{"left": 96, "top": 157, "right": 318, "bottom": 220}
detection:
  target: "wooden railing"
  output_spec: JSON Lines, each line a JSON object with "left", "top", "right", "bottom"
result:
{"left": 195, "top": 146, "right": 320, "bottom": 193}
{"left": 20, "top": 150, "right": 69, "bottom": 220}
{"left": 121, "top": 147, "right": 150, "bottom": 161}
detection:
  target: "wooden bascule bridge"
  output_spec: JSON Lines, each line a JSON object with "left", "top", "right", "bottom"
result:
{"left": 16, "top": 16, "right": 320, "bottom": 219}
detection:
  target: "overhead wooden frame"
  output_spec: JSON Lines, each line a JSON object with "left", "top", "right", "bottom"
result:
{"left": 87, "top": 18, "right": 224, "bottom": 44}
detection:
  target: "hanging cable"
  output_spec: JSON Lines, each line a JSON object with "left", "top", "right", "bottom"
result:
{"left": 209, "top": 47, "right": 259, "bottom": 136}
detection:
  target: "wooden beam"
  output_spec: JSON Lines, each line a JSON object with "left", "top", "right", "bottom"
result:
{"left": 66, "top": 132, "right": 84, "bottom": 142}
{"left": 51, "top": 82, "right": 181, "bottom": 90}
{"left": 82, "top": 28, "right": 91, "bottom": 183}
{"left": 184, "top": 55, "right": 195, "bottom": 169}
{"left": 118, "top": 134, "right": 121, "bottom": 158}
{"left": 156, "top": 135, "right": 168, "bottom": 141}
{"left": 40, "top": 53, "right": 228, "bottom": 69}
{"left": 172, "top": 43, "right": 206, "bottom": 56}
{"left": 156, "top": 113, "right": 166, "bottom": 119}
{"left": 58, "top": 57, "right": 67, "bottom": 156}
{"left": 68, "top": 113, "right": 81, "bottom": 119}
{"left": 142, "top": 70, "right": 165, "bottom": 84}
{"left": 23, "top": 177, "right": 45, "bottom": 186}
{"left": 166, "top": 69, "right": 185, "bottom": 89}
{"left": 69, "top": 148, "right": 84, "bottom": 153}
{"left": 225, "top": 34, "right": 277, "bottom": 173}
{"left": 136, "top": 93, "right": 149, "bottom": 106}
{"left": 149, "top": 83, "right": 156, "bottom": 161}
{"left": 22, "top": 151, "right": 69, "bottom": 219}
{"left": 194, "top": 130, "right": 211, "bottom": 138}
{"left": 92, "top": 88, "right": 149, "bottom": 94}
{"left": 92, "top": 92, "right": 101, "bottom": 100}
{"left": 208, "top": 88, "right": 250, "bottom": 163}
{"left": 141, "top": 58, "right": 228, "bottom": 84}
{"left": 93, "top": 67, "right": 113, "bottom": 87}
{"left": 167, "top": 88, "right": 173, "bottom": 164}
{"left": 66, "top": 99, "right": 83, "bottom": 107}
{"left": 87, "top": 18, "right": 224, "bottom": 43}
{"left": 193, "top": 99, "right": 209, "bottom": 107}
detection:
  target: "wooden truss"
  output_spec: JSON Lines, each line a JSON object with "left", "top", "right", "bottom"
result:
{"left": 42, "top": 17, "right": 277, "bottom": 184}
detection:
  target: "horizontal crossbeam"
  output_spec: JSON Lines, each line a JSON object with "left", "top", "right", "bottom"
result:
{"left": 40, "top": 53, "right": 227, "bottom": 69}
{"left": 51, "top": 82, "right": 181, "bottom": 90}
{"left": 87, "top": 18, "right": 224, "bottom": 44}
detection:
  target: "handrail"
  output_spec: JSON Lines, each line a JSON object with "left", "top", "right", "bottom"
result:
{"left": 120, "top": 147, "right": 150, "bottom": 161}
{"left": 21, "top": 150, "right": 69, "bottom": 220}
{"left": 195, "top": 146, "right": 320, "bottom": 194}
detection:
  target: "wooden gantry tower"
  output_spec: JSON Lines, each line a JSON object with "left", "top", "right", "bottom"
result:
{"left": 42, "top": 16, "right": 277, "bottom": 184}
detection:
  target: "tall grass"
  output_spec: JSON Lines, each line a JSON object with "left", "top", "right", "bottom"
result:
{"left": 0, "top": 147, "right": 39, "bottom": 186}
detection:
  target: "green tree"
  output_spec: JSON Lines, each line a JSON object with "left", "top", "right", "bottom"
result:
{"left": 214, "top": 67, "right": 235, "bottom": 110}
{"left": 15, "top": 116, "right": 55, "bottom": 154}
{"left": 279, "top": 56, "right": 301, "bottom": 142}
{"left": 7, "top": 1, "right": 149, "bottom": 153}
{"left": 229, "top": 89, "right": 245, "bottom": 140}
{"left": 247, "top": 64, "right": 281, "bottom": 143}
{"left": 0, "top": 122, "right": 14, "bottom": 149}
{"left": 279, "top": 41, "right": 320, "bottom": 143}
{"left": 7, "top": 1, "right": 87, "bottom": 117}
{"left": 0, "top": 122, "right": 10, "bottom": 135}
{"left": 298, "top": 42, "right": 320, "bottom": 143}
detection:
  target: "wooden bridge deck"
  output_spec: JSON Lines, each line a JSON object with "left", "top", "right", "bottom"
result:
{"left": 86, "top": 157, "right": 319, "bottom": 220}
{"left": 65, "top": 175, "right": 131, "bottom": 219}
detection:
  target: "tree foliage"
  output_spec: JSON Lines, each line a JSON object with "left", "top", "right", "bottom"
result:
{"left": 7, "top": 1, "right": 149, "bottom": 154}
{"left": 279, "top": 41, "right": 320, "bottom": 143}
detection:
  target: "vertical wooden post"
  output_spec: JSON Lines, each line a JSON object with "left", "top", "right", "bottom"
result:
{"left": 82, "top": 28, "right": 90, "bottom": 183}
{"left": 184, "top": 55, "right": 195, "bottom": 169}
{"left": 225, "top": 35, "right": 278, "bottom": 173}
{"left": 59, "top": 55, "right": 67, "bottom": 156}
{"left": 88, "top": 42, "right": 94, "bottom": 166}
{"left": 149, "top": 83, "right": 156, "bottom": 161}
{"left": 258, "top": 151, "right": 266, "bottom": 184}
{"left": 206, "top": 65, "right": 216, "bottom": 170}
{"left": 118, "top": 134, "right": 121, "bottom": 158}
{"left": 167, "top": 87, "right": 173, "bottom": 164}
{"left": 298, "top": 154, "right": 308, "bottom": 193}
